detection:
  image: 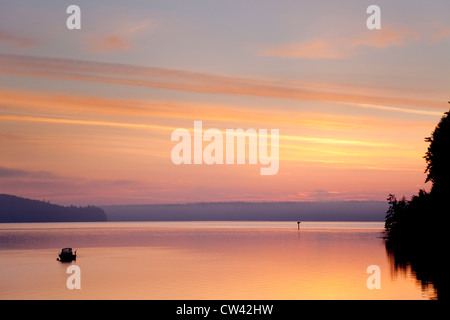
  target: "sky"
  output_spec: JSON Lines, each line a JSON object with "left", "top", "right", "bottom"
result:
{"left": 0, "top": 0, "right": 449, "bottom": 205}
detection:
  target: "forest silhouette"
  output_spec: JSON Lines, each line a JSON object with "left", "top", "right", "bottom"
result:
{"left": 385, "top": 108, "right": 449, "bottom": 300}
{"left": 0, "top": 194, "right": 107, "bottom": 222}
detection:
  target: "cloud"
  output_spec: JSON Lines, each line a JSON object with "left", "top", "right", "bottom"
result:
{"left": 260, "top": 27, "right": 420, "bottom": 59}
{"left": 431, "top": 27, "right": 450, "bottom": 43}
{"left": 284, "top": 190, "right": 355, "bottom": 201}
{"left": 0, "top": 53, "right": 444, "bottom": 110}
{"left": 0, "top": 112, "right": 402, "bottom": 151}
{"left": 261, "top": 39, "right": 354, "bottom": 59}
{"left": 0, "top": 166, "right": 57, "bottom": 179}
{"left": 351, "top": 27, "right": 419, "bottom": 48}
{"left": 0, "top": 165, "right": 193, "bottom": 206}
{"left": 0, "top": 30, "right": 36, "bottom": 48}
{"left": 84, "top": 20, "right": 152, "bottom": 54}
{"left": 87, "top": 35, "right": 130, "bottom": 53}
{"left": 0, "top": 88, "right": 437, "bottom": 142}
{"left": 0, "top": 113, "right": 177, "bottom": 132}
{"left": 350, "top": 103, "right": 443, "bottom": 116}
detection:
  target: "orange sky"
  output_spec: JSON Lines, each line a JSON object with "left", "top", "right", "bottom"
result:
{"left": 0, "top": 1, "right": 449, "bottom": 205}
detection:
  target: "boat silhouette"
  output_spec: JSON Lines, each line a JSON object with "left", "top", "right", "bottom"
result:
{"left": 57, "top": 248, "right": 77, "bottom": 262}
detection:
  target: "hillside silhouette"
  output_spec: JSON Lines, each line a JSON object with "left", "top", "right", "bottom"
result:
{"left": 0, "top": 194, "right": 107, "bottom": 222}
{"left": 385, "top": 109, "right": 449, "bottom": 300}
{"left": 103, "top": 201, "right": 387, "bottom": 222}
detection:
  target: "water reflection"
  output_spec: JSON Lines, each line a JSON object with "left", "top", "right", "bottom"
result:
{"left": 0, "top": 222, "right": 435, "bottom": 299}
{"left": 385, "top": 239, "right": 446, "bottom": 300}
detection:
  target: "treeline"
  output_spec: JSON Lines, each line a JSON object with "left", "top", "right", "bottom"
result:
{"left": 0, "top": 194, "right": 107, "bottom": 222}
{"left": 385, "top": 110, "right": 449, "bottom": 242}
{"left": 103, "top": 201, "right": 387, "bottom": 222}
{"left": 384, "top": 109, "right": 449, "bottom": 300}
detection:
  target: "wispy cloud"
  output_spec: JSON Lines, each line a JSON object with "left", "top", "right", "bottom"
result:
{"left": 431, "top": 27, "right": 450, "bottom": 43}
{"left": 0, "top": 30, "right": 37, "bottom": 48}
{"left": 0, "top": 109, "right": 413, "bottom": 153}
{"left": 0, "top": 166, "right": 165, "bottom": 206}
{"left": 261, "top": 39, "right": 354, "bottom": 59}
{"left": 0, "top": 113, "right": 177, "bottom": 132}
{"left": 280, "top": 134, "right": 396, "bottom": 148}
{"left": 87, "top": 35, "right": 130, "bottom": 53}
{"left": 0, "top": 54, "right": 444, "bottom": 110}
{"left": 351, "top": 27, "right": 419, "bottom": 48}
{"left": 0, "top": 88, "right": 436, "bottom": 133}
{"left": 351, "top": 103, "right": 444, "bottom": 116}
{"left": 0, "top": 166, "right": 57, "bottom": 179}
{"left": 260, "top": 27, "right": 420, "bottom": 59}
{"left": 84, "top": 20, "right": 152, "bottom": 54}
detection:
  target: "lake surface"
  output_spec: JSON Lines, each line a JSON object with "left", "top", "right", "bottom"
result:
{"left": 0, "top": 221, "right": 435, "bottom": 299}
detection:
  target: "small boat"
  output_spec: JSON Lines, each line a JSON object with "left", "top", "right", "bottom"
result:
{"left": 57, "top": 248, "right": 77, "bottom": 262}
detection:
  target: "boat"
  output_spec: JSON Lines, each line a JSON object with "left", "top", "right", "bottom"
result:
{"left": 57, "top": 248, "right": 77, "bottom": 262}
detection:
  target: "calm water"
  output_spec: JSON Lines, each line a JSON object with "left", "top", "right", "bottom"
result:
{"left": 0, "top": 221, "right": 434, "bottom": 299}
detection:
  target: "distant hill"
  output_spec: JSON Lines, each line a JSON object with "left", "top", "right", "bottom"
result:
{"left": 0, "top": 194, "right": 387, "bottom": 222}
{"left": 0, "top": 194, "right": 107, "bottom": 222}
{"left": 102, "top": 201, "right": 387, "bottom": 222}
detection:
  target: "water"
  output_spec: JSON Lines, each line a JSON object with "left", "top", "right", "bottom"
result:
{"left": 0, "top": 221, "right": 434, "bottom": 299}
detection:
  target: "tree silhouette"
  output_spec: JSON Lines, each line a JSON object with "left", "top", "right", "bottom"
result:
{"left": 384, "top": 108, "right": 449, "bottom": 300}
{"left": 424, "top": 110, "right": 450, "bottom": 196}
{"left": 0, "top": 194, "right": 107, "bottom": 222}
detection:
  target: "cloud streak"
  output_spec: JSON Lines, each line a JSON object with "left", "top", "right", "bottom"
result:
{"left": 87, "top": 35, "right": 131, "bottom": 53}
{"left": 84, "top": 20, "right": 152, "bottom": 54}
{"left": 0, "top": 166, "right": 57, "bottom": 179}
{"left": 260, "top": 27, "right": 420, "bottom": 59}
{"left": 0, "top": 111, "right": 406, "bottom": 151}
{"left": 0, "top": 113, "right": 177, "bottom": 132}
{"left": 0, "top": 54, "right": 444, "bottom": 110}
{"left": 0, "top": 30, "right": 37, "bottom": 48}
{"left": 1, "top": 88, "right": 429, "bottom": 131}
